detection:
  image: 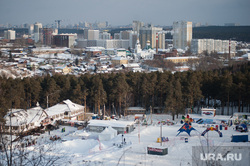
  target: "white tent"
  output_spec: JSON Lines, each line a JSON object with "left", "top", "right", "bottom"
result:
{"left": 98, "top": 126, "right": 117, "bottom": 141}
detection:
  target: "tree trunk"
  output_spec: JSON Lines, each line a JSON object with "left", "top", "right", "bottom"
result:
{"left": 221, "top": 101, "right": 225, "bottom": 115}
{"left": 238, "top": 100, "right": 241, "bottom": 112}
{"left": 172, "top": 112, "right": 175, "bottom": 121}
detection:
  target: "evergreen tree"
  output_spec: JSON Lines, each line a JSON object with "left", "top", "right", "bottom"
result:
{"left": 156, "top": 72, "right": 170, "bottom": 113}
{"left": 111, "top": 73, "right": 130, "bottom": 116}
{"left": 41, "top": 75, "right": 60, "bottom": 108}
{"left": 90, "top": 76, "right": 107, "bottom": 115}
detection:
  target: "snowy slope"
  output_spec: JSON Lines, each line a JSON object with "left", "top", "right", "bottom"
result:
{"left": 16, "top": 114, "right": 250, "bottom": 166}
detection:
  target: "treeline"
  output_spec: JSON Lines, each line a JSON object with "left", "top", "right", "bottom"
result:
{"left": 193, "top": 26, "right": 250, "bottom": 42}
{"left": 1, "top": 62, "right": 250, "bottom": 121}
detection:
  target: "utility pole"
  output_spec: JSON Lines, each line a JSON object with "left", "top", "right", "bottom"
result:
{"left": 46, "top": 90, "right": 60, "bottom": 109}
{"left": 160, "top": 123, "right": 162, "bottom": 146}
{"left": 228, "top": 38, "right": 231, "bottom": 61}
{"left": 9, "top": 104, "right": 13, "bottom": 166}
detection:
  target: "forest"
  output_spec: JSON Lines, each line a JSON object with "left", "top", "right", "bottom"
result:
{"left": 0, "top": 62, "right": 250, "bottom": 122}
{"left": 192, "top": 26, "right": 250, "bottom": 42}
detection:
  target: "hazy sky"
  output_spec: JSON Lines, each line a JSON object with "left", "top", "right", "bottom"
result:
{"left": 0, "top": 0, "right": 249, "bottom": 26}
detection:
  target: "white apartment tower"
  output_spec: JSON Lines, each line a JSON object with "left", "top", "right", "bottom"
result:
{"left": 84, "top": 29, "right": 99, "bottom": 40}
{"left": 34, "top": 22, "right": 43, "bottom": 43}
{"left": 173, "top": 21, "right": 192, "bottom": 50}
{"left": 4, "top": 30, "right": 16, "bottom": 40}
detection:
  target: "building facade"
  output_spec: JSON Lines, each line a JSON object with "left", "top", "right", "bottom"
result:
{"left": 139, "top": 25, "right": 163, "bottom": 49}
{"left": 52, "top": 34, "right": 77, "bottom": 48}
{"left": 132, "top": 20, "right": 144, "bottom": 34}
{"left": 34, "top": 22, "right": 43, "bottom": 43}
{"left": 42, "top": 28, "right": 53, "bottom": 46}
{"left": 191, "top": 39, "right": 236, "bottom": 55}
{"left": 4, "top": 30, "right": 16, "bottom": 40}
{"left": 99, "top": 31, "right": 111, "bottom": 40}
{"left": 164, "top": 56, "right": 198, "bottom": 63}
{"left": 84, "top": 29, "right": 99, "bottom": 40}
{"left": 173, "top": 21, "right": 192, "bottom": 50}
{"left": 76, "top": 39, "right": 129, "bottom": 49}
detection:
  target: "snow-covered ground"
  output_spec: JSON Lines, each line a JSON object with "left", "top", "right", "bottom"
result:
{"left": 15, "top": 114, "right": 250, "bottom": 165}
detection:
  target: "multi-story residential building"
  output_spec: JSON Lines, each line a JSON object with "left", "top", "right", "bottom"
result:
{"left": 120, "top": 31, "right": 130, "bottom": 40}
{"left": 4, "top": 30, "right": 16, "bottom": 40}
{"left": 52, "top": 33, "right": 77, "bottom": 48}
{"left": 119, "top": 30, "right": 137, "bottom": 49}
{"left": 139, "top": 24, "right": 163, "bottom": 49}
{"left": 76, "top": 39, "right": 129, "bottom": 49}
{"left": 99, "top": 31, "right": 111, "bottom": 40}
{"left": 111, "top": 56, "right": 128, "bottom": 66}
{"left": 116, "top": 48, "right": 127, "bottom": 57}
{"left": 164, "top": 56, "right": 198, "bottom": 63}
{"left": 191, "top": 39, "right": 236, "bottom": 55}
{"left": 43, "top": 28, "right": 53, "bottom": 46}
{"left": 114, "top": 33, "right": 120, "bottom": 39}
{"left": 29, "top": 24, "right": 34, "bottom": 35}
{"left": 34, "top": 22, "right": 43, "bottom": 43}
{"left": 173, "top": 21, "right": 192, "bottom": 50}
{"left": 158, "top": 32, "right": 165, "bottom": 50}
{"left": 84, "top": 29, "right": 99, "bottom": 40}
{"left": 132, "top": 20, "right": 144, "bottom": 34}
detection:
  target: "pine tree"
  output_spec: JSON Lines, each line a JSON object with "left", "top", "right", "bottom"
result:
{"left": 111, "top": 73, "right": 130, "bottom": 117}
{"left": 90, "top": 76, "right": 106, "bottom": 115}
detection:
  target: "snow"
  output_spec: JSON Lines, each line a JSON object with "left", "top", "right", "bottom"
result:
{"left": 99, "top": 126, "right": 117, "bottom": 141}
{"left": 5, "top": 106, "right": 45, "bottom": 127}
{"left": 88, "top": 119, "right": 134, "bottom": 128}
{"left": 45, "top": 99, "right": 84, "bottom": 117}
{"left": 4, "top": 114, "right": 250, "bottom": 166}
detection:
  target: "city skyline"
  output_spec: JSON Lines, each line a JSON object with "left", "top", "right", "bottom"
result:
{"left": 0, "top": 0, "right": 250, "bottom": 27}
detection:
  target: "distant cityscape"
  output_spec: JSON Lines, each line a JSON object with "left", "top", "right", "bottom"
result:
{"left": 0, "top": 20, "right": 249, "bottom": 78}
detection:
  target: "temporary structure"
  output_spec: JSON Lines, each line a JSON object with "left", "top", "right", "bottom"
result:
{"left": 98, "top": 126, "right": 117, "bottom": 141}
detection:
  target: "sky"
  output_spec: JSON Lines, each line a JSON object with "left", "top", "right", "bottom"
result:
{"left": 0, "top": 0, "right": 250, "bottom": 27}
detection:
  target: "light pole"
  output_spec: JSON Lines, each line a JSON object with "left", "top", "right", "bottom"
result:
{"left": 46, "top": 90, "right": 60, "bottom": 109}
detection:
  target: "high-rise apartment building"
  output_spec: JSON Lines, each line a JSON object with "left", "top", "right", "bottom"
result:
{"left": 84, "top": 29, "right": 99, "bottom": 40}
{"left": 173, "top": 21, "right": 192, "bottom": 50}
{"left": 43, "top": 28, "right": 53, "bottom": 46}
{"left": 158, "top": 32, "right": 165, "bottom": 50}
{"left": 99, "top": 31, "right": 111, "bottom": 40}
{"left": 4, "top": 30, "right": 16, "bottom": 40}
{"left": 132, "top": 21, "right": 144, "bottom": 34}
{"left": 52, "top": 34, "right": 77, "bottom": 48}
{"left": 119, "top": 30, "right": 137, "bottom": 49}
{"left": 29, "top": 24, "right": 34, "bottom": 35}
{"left": 34, "top": 22, "right": 43, "bottom": 43}
{"left": 139, "top": 24, "right": 163, "bottom": 49}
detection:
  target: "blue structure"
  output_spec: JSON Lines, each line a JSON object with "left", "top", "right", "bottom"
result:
{"left": 201, "top": 127, "right": 223, "bottom": 137}
{"left": 176, "top": 123, "right": 196, "bottom": 136}
{"left": 231, "top": 135, "right": 248, "bottom": 142}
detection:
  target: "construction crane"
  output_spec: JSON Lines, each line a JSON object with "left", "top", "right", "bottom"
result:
{"left": 55, "top": 20, "right": 62, "bottom": 29}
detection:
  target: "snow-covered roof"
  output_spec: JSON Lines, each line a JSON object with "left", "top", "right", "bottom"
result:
{"left": 127, "top": 107, "right": 145, "bottom": 110}
{"left": 45, "top": 99, "right": 84, "bottom": 117}
{"left": 63, "top": 99, "right": 83, "bottom": 112}
{"left": 122, "top": 63, "right": 140, "bottom": 68}
{"left": 32, "top": 47, "right": 68, "bottom": 52}
{"left": 101, "top": 126, "right": 117, "bottom": 134}
{"left": 112, "top": 56, "right": 127, "bottom": 60}
{"left": 88, "top": 120, "right": 134, "bottom": 128}
{"left": 165, "top": 56, "right": 198, "bottom": 60}
{"left": 242, "top": 53, "right": 250, "bottom": 59}
{"left": 4, "top": 106, "right": 45, "bottom": 127}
